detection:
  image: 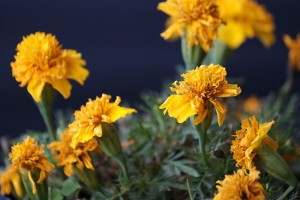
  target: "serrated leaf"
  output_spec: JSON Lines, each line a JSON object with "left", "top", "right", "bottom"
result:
{"left": 61, "top": 178, "right": 81, "bottom": 196}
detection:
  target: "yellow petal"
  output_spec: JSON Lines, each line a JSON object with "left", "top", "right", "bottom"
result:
{"left": 37, "top": 170, "right": 47, "bottom": 184}
{"left": 193, "top": 103, "right": 208, "bottom": 125}
{"left": 27, "top": 171, "right": 37, "bottom": 194}
{"left": 94, "top": 124, "right": 103, "bottom": 138}
{"left": 157, "top": 2, "right": 180, "bottom": 18}
{"left": 76, "top": 160, "right": 84, "bottom": 171}
{"left": 245, "top": 121, "right": 275, "bottom": 158}
{"left": 283, "top": 34, "right": 293, "bottom": 48}
{"left": 64, "top": 164, "right": 74, "bottom": 177}
{"left": 161, "top": 22, "right": 184, "bottom": 40}
{"left": 27, "top": 78, "right": 45, "bottom": 102}
{"left": 81, "top": 153, "right": 95, "bottom": 170}
{"left": 160, "top": 95, "right": 197, "bottom": 123}
{"left": 11, "top": 172, "right": 23, "bottom": 197}
{"left": 209, "top": 99, "right": 226, "bottom": 126}
{"left": 71, "top": 126, "right": 95, "bottom": 148}
{"left": 218, "top": 22, "right": 248, "bottom": 49}
{"left": 64, "top": 50, "right": 89, "bottom": 85}
{"left": 48, "top": 78, "right": 71, "bottom": 99}
{"left": 109, "top": 106, "right": 137, "bottom": 123}
{"left": 215, "top": 84, "right": 242, "bottom": 97}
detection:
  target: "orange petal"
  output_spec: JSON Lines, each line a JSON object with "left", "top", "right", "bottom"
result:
{"left": 215, "top": 84, "right": 241, "bottom": 97}
{"left": 209, "top": 99, "right": 226, "bottom": 126}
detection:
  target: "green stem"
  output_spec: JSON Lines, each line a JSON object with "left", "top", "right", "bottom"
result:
{"left": 277, "top": 64, "right": 294, "bottom": 110}
{"left": 97, "top": 124, "right": 129, "bottom": 180}
{"left": 191, "top": 105, "right": 213, "bottom": 167}
{"left": 186, "top": 179, "right": 193, "bottom": 200}
{"left": 36, "top": 84, "right": 57, "bottom": 141}
{"left": 209, "top": 39, "right": 233, "bottom": 65}
{"left": 74, "top": 167, "right": 101, "bottom": 192}
{"left": 277, "top": 186, "right": 294, "bottom": 200}
{"left": 181, "top": 36, "right": 206, "bottom": 71}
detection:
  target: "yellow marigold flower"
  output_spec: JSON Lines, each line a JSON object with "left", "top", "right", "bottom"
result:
{"left": 231, "top": 116, "right": 278, "bottom": 171}
{"left": 217, "top": 0, "right": 275, "bottom": 49}
{"left": 48, "top": 129, "right": 100, "bottom": 177}
{"left": 11, "top": 32, "right": 89, "bottom": 102}
{"left": 8, "top": 137, "right": 54, "bottom": 194}
{"left": 158, "top": 0, "right": 222, "bottom": 51}
{"left": 283, "top": 34, "right": 300, "bottom": 71}
{"left": 214, "top": 168, "right": 265, "bottom": 200}
{"left": 159, "top": 64, "right": 241, "bottom": 126}
{"left": 0, "top": 166, "right": 23, "bottom": 197}
{"left": 69, "top": 94, "right": 137, "bottom": 148}
{"left": 243, "top": 95, "right": 261, "bottom": 115}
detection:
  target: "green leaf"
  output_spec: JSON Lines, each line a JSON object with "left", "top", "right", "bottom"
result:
{"left": 61, "top": 178, "right": 81, "bottom": 196}
{"left": 172, "top": 162, "right": 200, "bottom": 177}
{"left": 50, "top": 188, "right": 64, "bottom": 200}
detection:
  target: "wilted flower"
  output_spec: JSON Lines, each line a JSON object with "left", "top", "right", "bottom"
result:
{"left": 11, "top": 32, "right": 89, "bottom": 102}
{"left": 231, "top": 116, "right": 278, "bottom": 171}
{"left": 283, "top": 34, "right": 300, "bottom": 71}
{"left": 158, "top": 0, "right": 222, "bottom": 51}
{"left": 214, "top": 168, "right": 265, "bottom": 200}
{"left": 69, "top": 94, "right": 136, "bottom": 148}
{"left": 0, "top": 166, "right": 23, "bottom": 197}
{"left": 8, "top": 137, "right": 54, "bottom": 194}
{"left": 160, "top": 64, "right": 241, "bottom": 126}
{"left": 48, "top": 129, "right": 100, "bottom": 177}
{"left": 217, "top": 0, "right": 275, "bottom": 49}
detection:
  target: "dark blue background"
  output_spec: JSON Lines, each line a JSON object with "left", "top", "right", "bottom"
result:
{"left": 0, "top": 0, "right": 299, "bottom": 136}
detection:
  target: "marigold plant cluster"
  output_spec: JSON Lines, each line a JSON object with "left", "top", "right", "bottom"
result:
{"left": 0, "top": 0, "right": 300, "bottom": 199}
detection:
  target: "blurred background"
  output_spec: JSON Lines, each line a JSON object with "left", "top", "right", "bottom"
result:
{"left": 0, "top": 0, "right": 299, "bottom": 136}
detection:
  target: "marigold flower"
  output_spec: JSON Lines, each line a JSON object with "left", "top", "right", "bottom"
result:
{"left": 158, "top": 0, "right": 222, "bottom": 51}
{"left": 214, "top": 168, "right": 265, "bottom": 200}
{"left": 8, "top": 137, "right": 54, "bottom": 194}
{"left": 11, "top": 32, "right": 89, "bottom": 102}
{"left": 0, "top": 166, "right": 23, "bottom": 197}
{"left": 231, "top": 116, "right": 278, "bottom": 171}
{"left": 283, "top": 34, "right": 300, "bottom": 71}
{"left": 69, "top": 94, "right": 137, "bottom": 148}
{"left": 217, "top": 0, "right": 275, "bottom": 49}
{"left": 48, "top": 129, "right": 100, "bottom": 177}
{"left": 243, "top": 95, "right": 261, "bottom": 115}
{"left": 159, "top": 64, "right": 241, "bottom": 126}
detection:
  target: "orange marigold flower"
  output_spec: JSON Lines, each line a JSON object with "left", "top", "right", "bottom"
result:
{"left": 214, "top": 168, "right": 265, "bottom": 200}
{"left": 11, "top": 32, "right": 89, "bottom": 102}
{"left": 69, "top": 94, "right": 137, "bottom": 148}
{"left": 217, "top": 0, "right": 275, "bottom": 49}
{"left": 8, "top": 137, "right": 54, "bottom": 194}
{"left": 48, "top": 129, "right": 100, "bottom": 177}
{"left": 160, "top": 64, "right": 241, "bottom": 126}
{"left": 0, "top": 166, "right": 23, "bottom": 197}
{"left": 243, "top": 95, "right": 261, "bottom": 115}
{"left": 231, "top": 116, "right": 278, "bottom": 171}
{"left": 283, "top": 34, "right": 300, "bottom": 71}
{"left": 158, "top": 0, "right": 222, "bottom": 51}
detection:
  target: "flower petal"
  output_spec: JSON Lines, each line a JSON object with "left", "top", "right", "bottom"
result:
{"left": 193, "top": 103, "right": 208, "bottom": 125}
{"left": 209, "top": 99, "right": 226, "bottom": 126}
{"left": 48, "top": 78, "right": 71, "bottom": 99}
{"left": 27, "top": 77, "right": 45, "bottom": 102}
{"left": 160, "top": 94, "right": 197, "bottom": 123}
{"left": 108, "top": 106, "right": 137, "bottom": 123}
{"left": 215, "top": 84, "right": 241, "bottom": 97}
{"left": 64, "top": 50, "right": 89, "bottom": 85}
